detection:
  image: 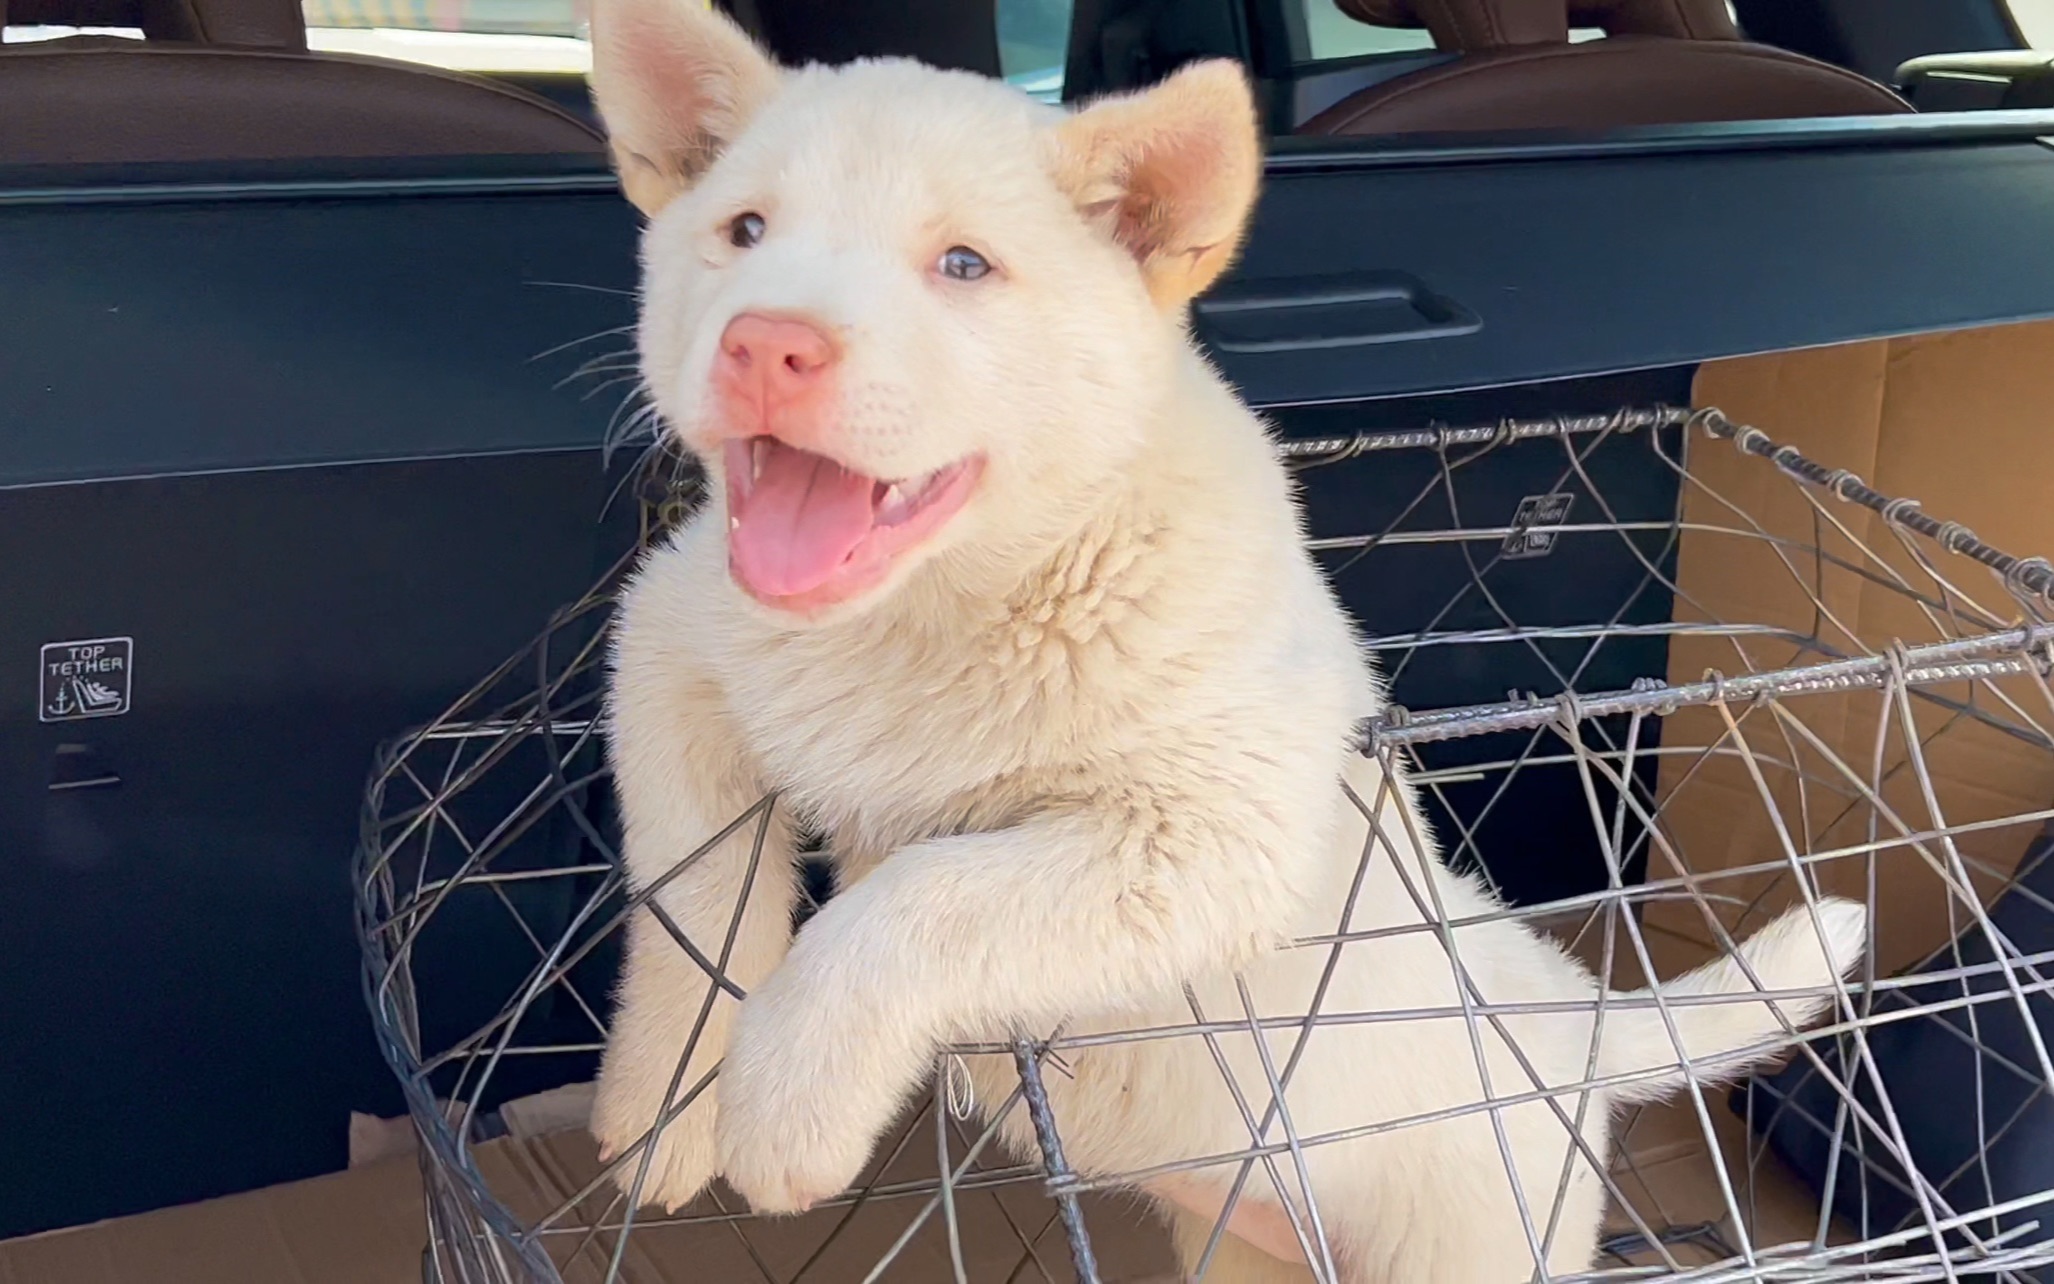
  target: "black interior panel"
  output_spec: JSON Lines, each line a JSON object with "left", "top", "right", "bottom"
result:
{"left": 1218, "top": 115, "right": 2054, "bottom": 405}
{"left": 0, "top": 166, "right": 637, "bottom": 489}
{"left": 0, "top": 451, "right": 633, "bottom": 1237}
{"left": 1278, "top": 367, "right": 1693, "bottom": 907}
{"left": 0, "top": 158, "right": 643, "bottom": 1235}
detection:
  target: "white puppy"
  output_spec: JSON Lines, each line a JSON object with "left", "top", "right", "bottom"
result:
{"left": 583, "top": 5, "right": 1868, "bottom": 1280}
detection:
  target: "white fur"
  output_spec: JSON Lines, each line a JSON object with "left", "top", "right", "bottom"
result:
{"left": 584, "top": 11, "right": 1869, "bottom": 1280}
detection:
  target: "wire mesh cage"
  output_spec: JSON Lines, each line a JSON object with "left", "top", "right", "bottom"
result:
{"left": 357, "top": 402, "right": 2054, "bottom": 1284}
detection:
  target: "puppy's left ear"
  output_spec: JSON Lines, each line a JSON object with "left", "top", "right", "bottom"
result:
{"left": 1051, "top": 60, "right": 1263, "bottom": 310}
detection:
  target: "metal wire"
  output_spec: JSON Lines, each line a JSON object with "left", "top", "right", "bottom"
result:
{"left": 356, "top": 406, "right": 2054, "bottom": 1283}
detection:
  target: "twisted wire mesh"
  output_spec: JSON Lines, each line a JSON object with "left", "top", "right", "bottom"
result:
{"left": 356, "top": 404, "right": 2054, "bottom": 1284}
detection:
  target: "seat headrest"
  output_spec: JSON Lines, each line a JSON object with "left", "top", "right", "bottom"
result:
{"left": 1, "top": 0, "right": 305, "bottom": 49}
{"left": 1336, "top": 0, "right": 1737, "bottom": 49}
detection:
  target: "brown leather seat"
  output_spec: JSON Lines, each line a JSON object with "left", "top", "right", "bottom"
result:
{"left": 1302, "top": 0, "right": 1911, "bottom": 137}
{"left": 0, "top": 0, "right": 603, "bottom": 166}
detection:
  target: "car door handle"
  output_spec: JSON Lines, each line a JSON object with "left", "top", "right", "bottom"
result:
{"left": 1193, "top": 270, "right": 1482, "bottom": 353}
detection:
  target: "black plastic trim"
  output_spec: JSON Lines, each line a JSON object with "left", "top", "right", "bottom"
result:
{"left": 10, "top": 111, "right": 2054, "bottom": 485}
{"left": 0, "top": 152, "right": 617, "bottom": 206}
{"left": 1215, "top": 131, "right": 2054, "bottom": 405}
{"left": 8, "top": 110, "right": 2054, "bottom": 205}
{"left": 0, "top": 171, "right": 618, "bottom": 207}
{"left": 1263, "top": 107, "right": 2054, "bottom": 170}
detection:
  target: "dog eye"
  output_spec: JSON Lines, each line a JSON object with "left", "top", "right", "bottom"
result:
{"left": 728, "top": 212, "right": 766, "bottom": 249}
{"left": 938, "top": 246, "right": 991, "bottom": 281}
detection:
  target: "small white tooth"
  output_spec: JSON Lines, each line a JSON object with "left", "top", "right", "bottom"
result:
{"left": 729, "top": 515, "right": 740, "bottom": 531}
{"left": 751, "top": 438, "right": 768, "bottom": 482}
{"left": 880, "top": 483, "right": 904, "bottom": 510}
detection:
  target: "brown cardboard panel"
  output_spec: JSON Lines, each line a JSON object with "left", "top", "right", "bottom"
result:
{"left": 0, "top": 1095, "right": 1178, "bottom": 1284}
{"left": 0, "top": 1152, "right": 428, "bottom": 1284}
{"left": 1649, "top": 320, "right": 2054, "bottom": 976}
{"left": 350, "top": 1110, "right": 420, "bottom": 1170}
{"left": 475, "top": 1107, "right": 1179, "bottom": 1284}
{"left": 1604, "top": 1099, "right": 1851, "bottom": 1272}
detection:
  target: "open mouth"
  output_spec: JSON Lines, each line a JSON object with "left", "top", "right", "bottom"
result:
{"left": 723, "top": 436, "right": 983, "bottom": 609}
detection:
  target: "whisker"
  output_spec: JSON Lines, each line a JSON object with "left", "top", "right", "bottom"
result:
{"left": 554, "top": 359, "right": 640, "bottom": 394}
{"left": 602, "top": 384, "right": 663, "bottom": 466}
{"left": 580, "top": 374, "right": 647, "bottom": 404}
{"left": 529, "top": 324, "right": 638, "bottom": 365}
{"left": 523, "top": 279, "right": 641, "bottom": 299}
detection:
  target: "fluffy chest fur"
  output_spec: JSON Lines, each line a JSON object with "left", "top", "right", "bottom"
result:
{"left": 656, "top": 389, "right": 1366, "bottom": 875}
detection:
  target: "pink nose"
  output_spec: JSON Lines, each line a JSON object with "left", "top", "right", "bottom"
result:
{"left": 716, "top": 313, "right": 838, "bottom": 397}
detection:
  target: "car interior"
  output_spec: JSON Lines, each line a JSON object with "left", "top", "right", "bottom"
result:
{"left": 1292, "top": 0, "right": 1911, "bottom": 134}
{"left": 4, "top": 0, "right": 2054, "bottom": 1252}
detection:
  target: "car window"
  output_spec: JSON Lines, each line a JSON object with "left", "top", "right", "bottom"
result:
{"left": 1296, "top": 0, "right": 1601, "bottom": 62}
{"left": 1301, "top": 1, "right": 1433, "bottom": 60}
{"left": 3, "top": 23, "right": 143, "bottom": 41}
{"left": 301, "top": 0, "right": 1070, "bottom": 95}
{"left": 10, "top": 0, "right": 1068, "bottom": 102}
{"left": 996, "top": 0, "right": 1071, "bottom": 101}
{"left": 301, "top": 0, "right": 591, "bottom": 73}
{"left": 2010, "top": 0, "right": 2054, "bottom": 45}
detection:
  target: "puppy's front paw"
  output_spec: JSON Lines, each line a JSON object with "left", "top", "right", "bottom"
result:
{"left": 713, "top": 1050, "right": 874, "bottom": 1215}
{"left": 712, "top": 974, "right": 903, "bottom": 1216}
{"left": 591, "top": 1066, "right": 720, "bottom": 1213}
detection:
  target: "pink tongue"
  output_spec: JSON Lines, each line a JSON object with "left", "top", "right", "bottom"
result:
{"left": 730, "top": 441, "right": 879, "bottom": 597}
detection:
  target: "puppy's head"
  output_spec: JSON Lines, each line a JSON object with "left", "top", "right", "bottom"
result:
{"left": 592, "top": 0, "right": 1261, "bottom": 620}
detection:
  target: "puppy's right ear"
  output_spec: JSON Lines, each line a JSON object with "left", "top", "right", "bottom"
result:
{"left": 588, "top": 0, "right": 780, "bottom": 217}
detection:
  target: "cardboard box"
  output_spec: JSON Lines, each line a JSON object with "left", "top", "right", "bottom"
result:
{"left": 0, "top": 1150, "right": 430, "bottom": 1284}
{"left": 1602, "top": 1097, "right": 1856, "bottom": 1271}
{"left": 1646, "top": 320, "right": 2054, "bottom": 979}
{"left": 0, "top": 1086, "right": 1178, "bottom": 1284}
{"left": 0, "top": 1092, "right": 1826, "bottom": 1284}
{"left": 1587, "top": 321, "right": 2054, "bottom": 1276}
{"left": 0, "top": 1088, "right": 1838, "bottom": 1284}
{"left": 458, "top": 1114, "right": 1174, "bottom": 1283}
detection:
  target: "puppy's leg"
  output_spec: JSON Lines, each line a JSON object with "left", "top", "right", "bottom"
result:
{"left": 1369, "top": 1121, "right": 1607, "bottom": 1284}
{"left": 591, "top": 659, "right": 798, "bottom": 1213}
{"left": 1376, "top": 1208, "right": 1562, "bottom": 1284}
{"left": 1161, "top": 1201, "right": 1318, "bottom": 1284}
{"left": 714, "top": 799, "right": 1320, "bottom": 1214}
